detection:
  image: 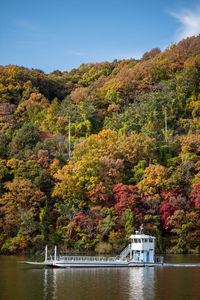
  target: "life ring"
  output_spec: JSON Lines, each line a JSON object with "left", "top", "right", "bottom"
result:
{"left": 127, "top": 257, "right": 130, "bottom": 263}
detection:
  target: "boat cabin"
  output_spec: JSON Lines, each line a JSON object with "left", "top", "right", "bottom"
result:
{"left": 129, "top": 229, "right": 155, "bottom": 263}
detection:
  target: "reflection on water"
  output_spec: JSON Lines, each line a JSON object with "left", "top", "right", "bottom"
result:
{"left": 129, "top": 267, "right": 155, "bottom": 300}
{"left": 42, "top": 267, "right": 156, "bottom": 300}
{"left": 43, "top": 269, "right": 48, "bottom": 300}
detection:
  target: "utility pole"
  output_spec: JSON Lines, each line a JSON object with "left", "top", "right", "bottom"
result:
{"left": 165, "top": 110, "right": 168, "bottom": 136}
{"left": 164, "top": 109, "right": 170, "bottom": 143}
{"left": 68, "top": 116, "right": 71, "bottom": 160}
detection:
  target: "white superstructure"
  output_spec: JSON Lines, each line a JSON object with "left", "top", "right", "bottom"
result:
{"left": 118, "top": 225, "right": 156, "bottom": 263}
{"left": 129, "top": 232, "right": 155, "bottom": 263}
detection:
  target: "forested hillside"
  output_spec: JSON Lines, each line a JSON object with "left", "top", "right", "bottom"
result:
{"left": 0, "top": 36, "right": 200, "bottom": 254}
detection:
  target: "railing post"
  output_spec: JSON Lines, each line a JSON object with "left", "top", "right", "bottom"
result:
{"left": 45, "top": 245, "right": 48, "bottom": 262}
{"left": 54, "top": 245, "right": 57, "bottom": 261}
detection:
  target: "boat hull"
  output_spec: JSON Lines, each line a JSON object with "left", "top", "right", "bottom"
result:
{"left": 22, "top": 260, "right": 162, "bottom": 268}
{"left": 51, "top": 261, "right": 161, "bottom": 268}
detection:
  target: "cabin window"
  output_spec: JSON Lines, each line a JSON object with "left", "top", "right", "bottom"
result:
{"left": 134, "top": 239, "right": 138, "bottom": 243}
{"left": 142, "top": 239, "right": 147, "bottom": 243}
{"left": 138, "top": 239, "right": 141, "bottom": 243}
{"left": 149, "top": 238, "right": 153, "bottom": 243}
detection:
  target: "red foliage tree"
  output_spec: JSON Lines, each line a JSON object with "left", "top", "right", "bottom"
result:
{"left": 159, "top": 201, "right": 174, "bottom": 229}
{"left": 113, "top": 183, "right": 142, "bottom": 216}
{"left": 31, "top": 149, "right": 50, "bottom": 170}
{"left": 87, "top": 182, "right": 110, "bottom": 206}
{"left": 160, "top": 189, "right": 190, "bottom": 230}
{"left": 190, "top": 183, "right": 200, "bottom": 210}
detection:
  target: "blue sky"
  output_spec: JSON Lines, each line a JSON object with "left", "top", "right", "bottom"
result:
{"left": 1, "top": 0, "right": 200, "bottom": 73}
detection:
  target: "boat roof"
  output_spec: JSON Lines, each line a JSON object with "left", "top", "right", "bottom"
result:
{"left": 129, "top": 234, "right": 155, "bottom": 239}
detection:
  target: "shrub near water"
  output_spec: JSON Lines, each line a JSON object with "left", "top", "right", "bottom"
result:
{"left": 95, "top": 242, "right": 112, "bottom": 254}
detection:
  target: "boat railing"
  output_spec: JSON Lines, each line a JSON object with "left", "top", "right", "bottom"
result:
{"left": 51, "top": 255, "right": 118, "bottom": 262}
{"left": 48, "top": 254, "right": 163, "bottom": 264}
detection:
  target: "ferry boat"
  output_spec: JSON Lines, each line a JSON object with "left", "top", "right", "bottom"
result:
{"left": 25, "top": 226, "right": 164, "bottom": 268}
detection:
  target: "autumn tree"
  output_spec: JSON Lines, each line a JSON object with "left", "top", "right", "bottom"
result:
{"left": 190, "top": 182, "right": 200, "bottom": 210}
{"left": 0, "top": 180, "right": 47, "bottom": 252}
{"left": 113, "top": 183, "right": 142, "bottom": 217}
{"left": 167, "top": 210, "right": 200, "bottom": 253}
{"left": 9, "top": 123, "right": 42, "bottom": 159}
{"left": 160, "top": 189, "right": 189, "bottom": 230}
{"left": 138, "top": 164, "right": 169, "bottom": 196}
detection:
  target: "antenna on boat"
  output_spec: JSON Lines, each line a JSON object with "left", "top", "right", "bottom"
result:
{"left": 139, "top": 224, "right": 143, "bottom": 234}
{"left": 54, "top": 245, "right": 57, "bottom": 261}
{"left": 45, "top": 245, "right": 48, "bottom": 262}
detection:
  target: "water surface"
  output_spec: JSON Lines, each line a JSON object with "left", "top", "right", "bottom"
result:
{"left": 0, "top": 255, "right": 200, "bottom": 300}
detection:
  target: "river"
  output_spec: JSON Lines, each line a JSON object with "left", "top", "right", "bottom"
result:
{"left": 0, "top": 255, "right": 200, "bottom": 300}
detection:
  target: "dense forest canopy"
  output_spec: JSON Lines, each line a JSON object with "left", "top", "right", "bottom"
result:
{"left": 0, "top": 36, "right": 200, "bottom": 254}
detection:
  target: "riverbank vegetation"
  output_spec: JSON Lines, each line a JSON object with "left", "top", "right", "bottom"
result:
{"left": 0, "top": 36, "right": 200, "bottom": 254}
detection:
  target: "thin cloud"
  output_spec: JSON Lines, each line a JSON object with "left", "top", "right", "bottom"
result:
{"left": 70, "top": 51, "right": 85, "bottom": 57}
{"left": 112, "top": 52, "right": 142, "bottom": 60}
{"left": 14, "top": 19, "right": 36, "bottom": 31}
{"left": 171, "top": 7, "right": 200, "bottom": 41}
